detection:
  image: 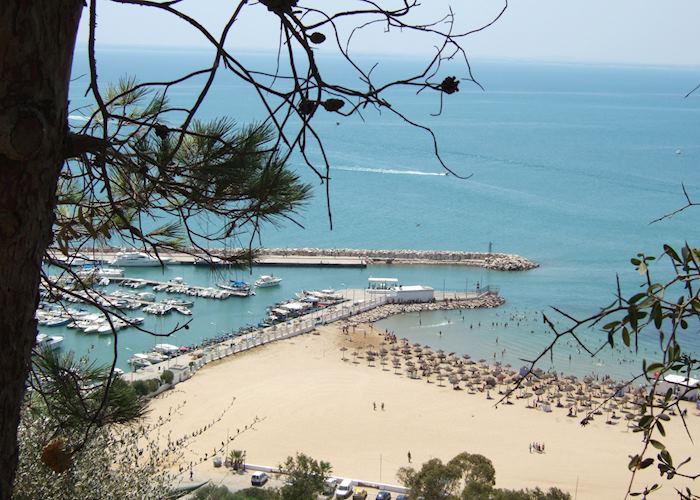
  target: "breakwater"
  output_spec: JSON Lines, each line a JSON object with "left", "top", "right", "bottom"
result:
{"left": 59, "top": 247, "right": 538, "bottom": 271}
{"left": 257, "top": 248, "right": 537, "bottom": 271}
{"left": 349, "top": 292, "right": 505, "bottom": 324}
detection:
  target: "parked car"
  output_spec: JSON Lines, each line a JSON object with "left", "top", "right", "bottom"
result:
{"left": 251, "top": 471, "right": 269, "bottom": 486}
{"left": 323, "top": 478, "right": 339, "bottom": 496}
{"left": 376, "top": 492, "right": 391, "bottom": 500}
{"left": 395, "top": 496, "right": 408, "bottom": 500}
{"left": 336, "top": 479, "right": 354, "bottom": 499}
{"left": 352, "top": 489, "right": 367, "bottom": 500}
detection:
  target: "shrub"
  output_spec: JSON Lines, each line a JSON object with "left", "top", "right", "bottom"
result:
{"left": 131, "top": 380, "right": 149, "bottom": 396}
{"left": 160, "top": 369, "right": 174, "bottom": 385}
{"left": 146, "top": 378, "right": 161, "bottom": 393}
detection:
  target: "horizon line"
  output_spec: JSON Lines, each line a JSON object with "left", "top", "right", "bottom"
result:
{"left": 73, "top": 43, "right": 700, "bottom": 71}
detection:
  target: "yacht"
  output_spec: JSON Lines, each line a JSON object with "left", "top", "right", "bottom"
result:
{"left": 109, "top": 251, "right": 168, "bottom": 267}
{"left": 255, "top": 275, "right": 282, "bottom": 288}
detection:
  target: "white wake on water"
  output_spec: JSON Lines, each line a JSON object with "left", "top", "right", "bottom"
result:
{"left": 334, "top": 166, "right": 447, "bottom": 177}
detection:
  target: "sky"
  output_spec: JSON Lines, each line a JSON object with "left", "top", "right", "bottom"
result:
{"left": 77, "top": 0, "right": 700, "bottom": 66}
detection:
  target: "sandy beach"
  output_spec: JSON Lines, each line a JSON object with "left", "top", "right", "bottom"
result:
{"left": 147, "top": 322, "right": 700, "bottom": 499}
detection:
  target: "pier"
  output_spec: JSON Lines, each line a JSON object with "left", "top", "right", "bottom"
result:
{"left": 125, "top": 288, "right": 502, "bottom": 384}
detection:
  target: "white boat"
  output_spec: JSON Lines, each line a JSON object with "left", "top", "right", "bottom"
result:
{"left": 142, "top": 303, "right": 173, "bottom": 315}
{"left": 174, "top": 306, "right": 192, "bottom": 316}
{"left": 144, "top": 351, "right": 168, "bottom": 363}
{"left": 193, "top": 255, "right": 230, "bottom": 267}
{"left": 97, "top": 320, "right": 126, "bottom": 334}
{"left": 36, "top": 334, "right": 64, "bottom": 350}
{"left": 217, "top": 280, "right": 253, "bottom": 297}
{"left": 154, "top": 343, "right": 180, "bottom": 356}
{"left": 137, "top": 292, "right": 156, "bottom": 302}
{"left": 44, "top": 317, "right": 71, "bottom": 327}
{"left": 255, "top": 275, "right": 282, "bottom": 288}
{"left": 162, "top": 298, "right": 194, "bottom": 307}
{"left": 54, "top": 253, "right": 93, "bottom": 267}
{"left": 77, "top": 266, "right": 124, "bottom": 278}
{"left": 128, "top": 353, "right": 152, "bottom": 368}
{"left": 84, "top": 323, "right": 105, "bottom": 333}
{"left": 110, "top": 251, "right": 167, "bottom": 267}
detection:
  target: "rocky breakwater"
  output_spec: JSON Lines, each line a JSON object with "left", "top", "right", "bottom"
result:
{"left": 259, "top": 248, "right": 538, "bottom": 271}
{"left": 349, "top": 292, "right": 505, "bottom": 325}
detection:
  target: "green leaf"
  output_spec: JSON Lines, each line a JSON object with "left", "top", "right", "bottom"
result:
{"left": 603, "top": 320, "right": 620, "bottom": 331}
{"left": 639, "top": 415, "right": 653, "bottom": 429}
{"left": 664, "top": 244, "right": 681, "bottom": 263}
{"left": 639, "top": 458, "right": 654, "bottom": 469}
{"left": 622, "top": 327, "right": 631, "bottom": 348}
{"left": 646, "top": 363, "right": 663, "bottom": 373}
{"left": 649, "top": 439, "right": 665, "bottom": 450}
{"left": 629, "top": 293, "right": 646, "bottom": 304}
{"left": 656, "top": 421, "right": 666, "bottom": 437}
{"left": 651, "top": 302, "right": 663, "bottom": 329}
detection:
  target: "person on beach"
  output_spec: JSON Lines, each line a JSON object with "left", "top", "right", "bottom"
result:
{"left": 373, "top": 401, "right": 376, "bottom": 411}
{"left": 408, "top": 451, "right": 412, "bottom": 463}
{"left": 381, "top": 402, "right": 385, "bottom": 411}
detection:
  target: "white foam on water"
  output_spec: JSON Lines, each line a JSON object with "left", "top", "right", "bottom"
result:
{"left": 334, "top": 166, "right": 447, "bottom": 177}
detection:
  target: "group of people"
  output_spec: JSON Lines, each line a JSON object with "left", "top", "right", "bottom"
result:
{"left": 529, "top": 442, "right": 546, "bottom": 454}
{"left": 372, "top": 401, "right": 385, "bottom": 411}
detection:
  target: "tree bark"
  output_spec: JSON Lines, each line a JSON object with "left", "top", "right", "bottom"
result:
{"left": 0, "top": 2, "right": 83, "bottom": 498}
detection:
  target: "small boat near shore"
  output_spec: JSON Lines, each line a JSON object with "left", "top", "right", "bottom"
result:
{"left": 36, "top": 333, "right": 64, "bottom": 351}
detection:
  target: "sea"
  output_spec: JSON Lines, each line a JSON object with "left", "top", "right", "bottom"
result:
{"left": 52, "top": 46, "right": 700, "bottom": 379}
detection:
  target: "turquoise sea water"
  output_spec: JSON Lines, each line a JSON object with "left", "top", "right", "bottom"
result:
{"left": 57, "top": 47, "right": 700, "bottom": 377}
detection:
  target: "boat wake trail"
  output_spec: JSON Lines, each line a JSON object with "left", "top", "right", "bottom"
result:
{"left": 334, "top": 166, "right": 447, "bottom": 177}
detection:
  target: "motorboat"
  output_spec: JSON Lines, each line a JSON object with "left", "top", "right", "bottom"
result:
{"left": 77, "top": 265, "right": 124, "bottom": 278}
{"left": 154, "top": 343, "right": 180, "bottom": 356}
{"left": 162, "top": 298, "right": 194, "bottom": 307}
{"left": 144, "top": 351, "right": 168, "bottom": 364}
{"left": 193, "top": 254, "right": 227, "bottom": 265}
{"left": 217, "top": 280, "right": 253, "bottom": 297}
{"left": 44, "top": 317, "right": 71, "bottom": 327}
{"left": 36, "top": 334, "right": 64, "bottom": 350}
{"left": 53, "top": 253, "right": 93, "bottom": 267}
{"left": 142, "top": 303, "right": 173, "bottom": 315}
{"left": 109, "top": 251, "right": 168, "bottom": 267}
{"left": 128, "top": 353, "right": 152, "bottom": 368}
{"left": 255, "top": 275, "right": 282, "bottom": 288}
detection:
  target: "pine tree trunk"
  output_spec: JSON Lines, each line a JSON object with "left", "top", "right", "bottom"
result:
{"left": 0, "top": 2, "right": 82, "bottom": 498}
